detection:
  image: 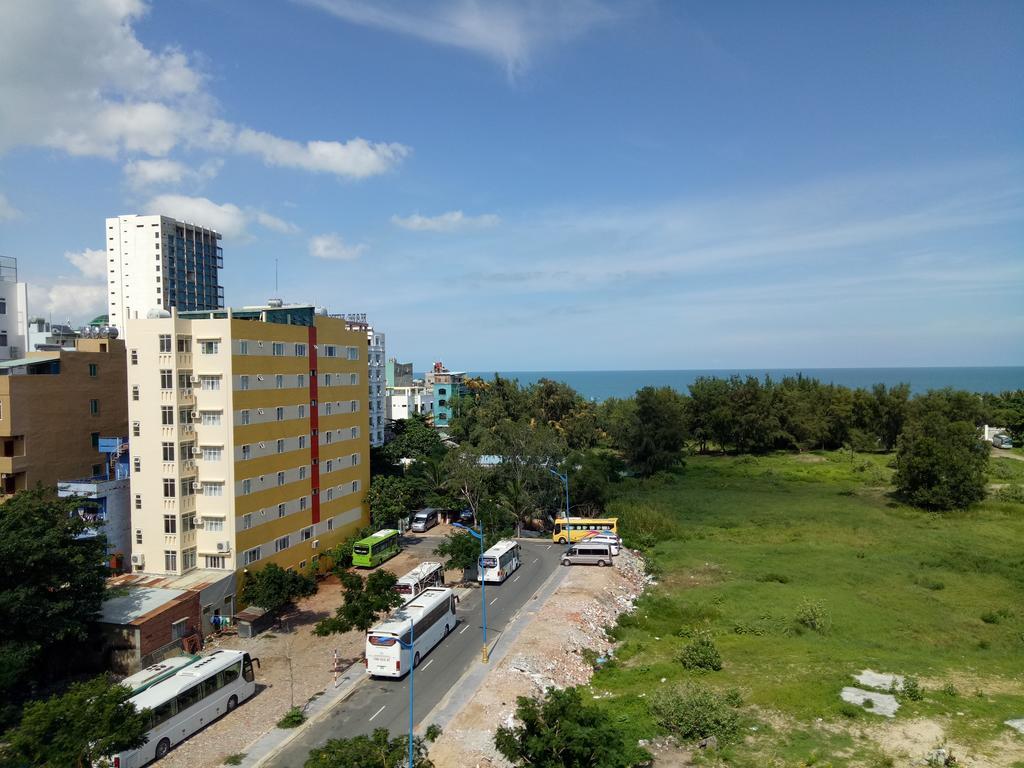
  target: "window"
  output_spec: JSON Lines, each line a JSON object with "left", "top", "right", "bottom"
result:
{"left": 242, "top": 513, "right": 253, "bottom": 530}
{"left": 160, "top": 369, "right": 173, "bottom": 389}
{"left": 205, "top": 555, "right": 226, "bottom": 569}
{"left": 325, "top": 402, "right": 332, "bottom": 415}
{"left": 164, "top": 514, "right": 177, "bottom": 534}
{"left": 275, "top": 536, "right": 290, "bottom": 552}
{"left": 324, "top": 345, "right": 337, "bottom": 357}
{"left": 272, "top": 342, "right": 285, "bottom": 356}
{"left": 165, "top": 551, "right": 178, "bottom": 571}
{"left": 240, "top": 409, "right": 251, "bottom": 425}
{"left": 161, "top": 406, "right": 174, "bottom": 425}
{"left": 135, "top": 527, "right": 143, "bottom": 543}
{"left": 327, "top": 517, "right": 334, "bottom": 531}
{"left": 326, "top": 488, "right": 334, "bottom": 501}
{"left": 275, "top": 407, "right": 284, "bottom": 421}
{"left": 177, "top": 337, "right": 191, "bottom": 353}
{"left": 132, "top": 456, "right": 141, "bottom": 473}
{"left": 351, "top": 453, "right": 360, "bottom": 466}
{"left": 135, "top": 494, "right": 142, "bottom": 510}
{"left": 204, "top": 482, "right": 223, "bottom": 496}
{"left": 163, "top": 478, "right": 176, "bottom": 498}
{"left": 202, "top": 446, "right": 222, "bottom": 461}
{"left": 182, "top": 547, "right": 197, "bottom": 570}
{"left": 243, "top": 547, "right": 261, "bottom": 565}
{"left": 325, "top": 431, "right": 332, "bottom": 445}
{"left": 325, "top": 459, "right": 333, "bottom": 473}
{"left": 0, "top": 298, "right": 5, "bottom": 314}
{"left": 298, "top": 404, "right": 305, "bottom": 418}
{"left": 298, "top": 435, "right": 306, "bottom": 449}
{"left": 240, "top": 375, "right": 249, "bottom": 391}
{"left": 350, "top": 400, "right": 358, "bottom": 412}
{"left": 241, "top": 444, "right": 251, "bottom": 460}
{"left": 299, "top": 496, "right": 307, "bottom": 511}
{"left": 241, "top": 479, "right": 252, "bottom": 495}
{"left": 301, "top": 527, "right": 313, "bottom": 541}
{"left": 133, "top": 422, "right": 141, "bottom": 437}
{"left": 295, "top": 343, "right": 307, "bottom": 356}
{"left": 276, "top": 439, "right": 285, "bottom": 454}
{"left": 130, "top": 349, "right": 138, "bottom": 365}
{"left": 277, "top": 503, "right": 286, "bottom": 518}
{"left": 88, "top": 363, "right": 98, "bottom": 377}
{"left": 183, "top": 513, "right": 196, "bottom": 531}
{"left": 350, "top": 373, "right": 358, "bottom": 385}
{"left": 325, "top": 373, "right": 332, "bottom": 386}
{"left": 180, "top": 478, "right": 194, "bottom": 497}
{"left": 180, "top": 408, "right": 193, "bottom": 424}
{"left": 159, "top": 334, "right": 172, "bottom": 353}
{"left": 162, "top": 442, "right": 175, "bottom": 461}
{"left": 351, "top": 480, "right": 360, "bottom": 494}
{"left": 89, "top": 399, "right": 100, "bottom": 416}
{"left": 351, "top": 426, "right": 359, "bottom": 439}
{"left": 201, "top": 411, "right": 221, "bottom": 426}
{"left": 276, "top": 471, "right": 285, "bottom": 487}
{"left": 200, "top": 340, "right": 219, "bottom": 354}
{"left": 132, "top": 385, "right": 140, "bottom": 401}
{"left": 347, "top": 346, "right": 358, "bottom": 360}
{"left": 297, "top": 374, "right": 305, "bottom": 388}
{"left": 275, "top": 374, "right": 284, "bottom": 389}
{"left": 239, "top": 340, "right": 249, "bottom": 355}
{"left": 200, "top": 376, "right": 220, "bottom": 391}
{"left": 299, "top": 466, "right": 307, "bottom": 480}
{"left": 206, "top": 518, "right": 224, "bottom": 532}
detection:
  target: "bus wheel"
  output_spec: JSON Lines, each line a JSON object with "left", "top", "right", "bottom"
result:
{"left": 226, "top": 695, "right": 238, "bottom": 712}
{"left": 597, "top": 559, "right": 607, "bottom": 567}
{"left": 561, "top": 559, "right": 571, "bottom": 567}
{"left": 557, "top": 537, "right": 567, "bottom": 545}
{"left": 413, "top": 651, "right": 421, "bottom": 668}
{"left": 155, "top": 738, "right": 171, "bottom": 759}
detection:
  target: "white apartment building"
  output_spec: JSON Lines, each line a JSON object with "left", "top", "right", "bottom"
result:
{"left": 106, "top": 215, "right": 224, "bottom": 335}
{"left": 387, "top": 383, "right": 430, "bottom": 421}
{"left": 343, "top": 315, "right": 386, "bottom": 447}
{"left": 0, "top": 256, "right": 29, "bottom": 360}
{"left": 126, "top": 303, "right": 370, "bottom": 577}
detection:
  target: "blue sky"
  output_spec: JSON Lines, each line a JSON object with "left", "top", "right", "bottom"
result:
{"left": 0, "top": 0, "right": 1021, "bottom": 370}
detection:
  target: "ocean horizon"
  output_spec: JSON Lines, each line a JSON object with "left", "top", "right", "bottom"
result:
{"left": 447, "top": 367, "right": 1024, "bottom": 401}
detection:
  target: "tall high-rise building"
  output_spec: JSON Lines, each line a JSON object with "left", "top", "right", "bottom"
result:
{"left": 125, "top": 303, "right": 370, "bottom": 576}
{"left": 0, "top": 256, "right": 29, "bottom": 360}
{"left": 343, "top": 315, "right": 386, "bottom": 447}
{"left": 106, "top": 215, "right": 224, "bottom": 335}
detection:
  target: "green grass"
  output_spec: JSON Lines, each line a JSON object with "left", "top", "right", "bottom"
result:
{"left": 595, "top": 452, "right": 1024, "bottom": 765}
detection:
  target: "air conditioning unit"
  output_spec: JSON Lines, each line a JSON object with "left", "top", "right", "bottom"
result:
{"left": 192, "top": 446, "right": 202, "bottom": 456}
{"left": 191, "top": 481, "right": 203, "bottom": 490}
{"left": 194, "top": 516, "right": 205, "bottom": 525}
{"left": 257, "top": 340, "right": 264, "bottom": 347}
{"left": 190, "top": 375, "right": 200, "bottom": 384}
{"left": 258, "top": 442, "right": 265, "bottom": 449}
{"left": 257, "top": 408, "right": 264, "bottom": 415}
{"left": 311, "top": 539, "right": 320, "bottom": 550}
{"left": 131, "top": 553, "right": 145, "bottom": 566}
{"left": 216, "top": 541, "right": 231, "bottom": 553}
{"left": 190, "top": 411, "right": 199, "bottom": 420}
{"left": 256, "top": 374, "right": 264, "bottom": 381}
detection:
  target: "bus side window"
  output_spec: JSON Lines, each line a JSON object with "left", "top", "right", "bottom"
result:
{"left": 152, "top": 699, "right": 177, "bottom": 728}
{"left": 221, "top": 661, "right": 241, "bottom": 687}
{"left": 201, "top": 676, "right": 218, "bottom": 698}
{"left": 176, "top": 685, "right": 202, "bottom": 712}
{"left": 242, "top": 657, "right": 254, "bottom": 683}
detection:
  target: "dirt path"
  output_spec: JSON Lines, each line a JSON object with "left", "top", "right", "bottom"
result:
{"left": 428, "top": 550, "right": 651, "bottom": 767}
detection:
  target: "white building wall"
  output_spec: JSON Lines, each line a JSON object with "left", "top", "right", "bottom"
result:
{"left": 368, "top": 330, "right": 386, "bottom": 447}
{"left": 0, "top": 279, "right": 29, "bottom": 360}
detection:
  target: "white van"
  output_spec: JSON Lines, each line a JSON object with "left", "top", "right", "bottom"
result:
{"left": 561, "top": 542, "right": 614, "bottom": 567}
{"left": 410, "top": 508, "right": 439, "bottom": 532}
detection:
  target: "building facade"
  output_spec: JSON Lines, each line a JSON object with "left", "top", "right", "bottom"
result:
{"left": 126, "top": 304, "right": 370, "bottom": 577}
{"left": 0, "top": 338, "right": 128, "bottom": 495}
{"left": 425, "top": 362, "right": 466, "bottom": 431}
{"left": 0, "top": 256, "right": 29, "bottom": 360}
{"left": 343, "top": 315, "right": 386, "bottom": 447}
{"left": 106, "top": 214, "right": 224, "bottom": 334}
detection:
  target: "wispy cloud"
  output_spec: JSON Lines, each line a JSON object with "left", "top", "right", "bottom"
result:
{"left": 391, "top": 210, "right": 500, "bottom": 232}
{"left": 298, "top": 0, "right": 619, "bottom": 78}
{"left": 123, "top": 158, "right": 222, "bottom": 190}
{"left": 144, "top": 194, "right": 296, "bottom": 239}
{"left": 0, "top": 192, "right": 20, "bottom": 220}
{"left": 309, "top": 233, "right": 367, "bottom": 260}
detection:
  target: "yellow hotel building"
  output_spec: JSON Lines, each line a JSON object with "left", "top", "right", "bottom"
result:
{"left": 126, "top": 303, "right": 370, "bottom": 576}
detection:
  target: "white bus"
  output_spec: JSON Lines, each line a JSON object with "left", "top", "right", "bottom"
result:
{"left": 394, "top": 561, "right": 445, "bottom": 599}
{"left": 365, "top": 587, "right": 457, "bottom": 678}
{"left": 109, "top": 650, "right": 259, "bottom": 767}
{"left": 478, "top": 539, "right": 521, "bottom": 583}
{"left": 119, "top": 654, "right": 200, "bottom": 695}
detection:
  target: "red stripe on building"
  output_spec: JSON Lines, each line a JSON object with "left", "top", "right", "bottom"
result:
{"left": 308, "top": 325, "right": 320, "bottom": 524}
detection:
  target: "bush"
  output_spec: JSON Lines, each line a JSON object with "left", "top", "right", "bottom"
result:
{"left": 277, "top": 706, "right": 306, "bottom": 728}
{"left": 678, "top": 634, "right": 723, "bottom": 671}
{"left": 648, "top": 684, "right": 742, "bottom": 744}
{"left": 980, "top": 608, "right": 1010, "bottom": 625}
{"left": 996, "top": 484, "right": 1024, "bottom": 503}
{"left": 223, "top": 755, "right": 246, "bottom": 766}
{"left": 756, "top": 572, "right": 790, "bottom": 584}
{"left": 941, "top": 683, "right": 959, "bottom": 697}
{"left": 794, "top": 599, "right": 831, "bottom": 633}
{"left": 897, "top": 676, "right": 923, "bottom": 701}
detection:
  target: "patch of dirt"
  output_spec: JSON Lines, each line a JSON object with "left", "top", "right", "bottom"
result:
{"left": 865, "top": 718, "right": 1024, "bottom": 768}
{"left": 795, "top": 454, "right": 827, "bottom": 463}
{"left": 919, "top": 673, "right": 1024, "bottom": 698}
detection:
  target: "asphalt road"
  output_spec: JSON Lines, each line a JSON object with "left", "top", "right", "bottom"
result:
{"left": 265, "top": 537, "right": 563, "bottom": 767}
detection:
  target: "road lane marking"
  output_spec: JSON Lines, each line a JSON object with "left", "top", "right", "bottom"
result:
{"left": 369, "top": 705, "right": 386, "bottom": 722}
{"left": 532, "top": 558, "right": 539, "bottom": 564}
{"left": 422, "top": 659, "right": 434, "bottom": 670}
{"left": 490, "top": 597, "right": 499, "bottom": 605}
{"left": 513, "top": 575, "right": 521, "bottom": 583}
{"left": 459, "top": 625, "right": 469, "bottom": 634}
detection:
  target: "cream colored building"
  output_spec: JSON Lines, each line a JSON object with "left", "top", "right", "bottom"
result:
{"left": 126, "top": 303, "right": 370, "bottom": 576}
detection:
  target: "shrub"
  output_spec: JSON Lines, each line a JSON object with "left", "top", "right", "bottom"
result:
{"left": 277, "top": 706, "right": 306, "bottom": 729}
{"left": 648, "top": 684, "right": 742, "bottom": 744}
{"left": 996, "top": 484, "right": 1024, "bottom": 503}
{"left": 941, "top": 683, "right": 959, "bottom": 697}
{"left": 980, "top": 608, "right": 1011, "bottom": 624}
{"left": 794, "top": 599, "right": 831, "bottom": 634}
{"left": 898, "top": 676, "right": 923, "bottom": 701}
{"left": 756, "top": 572, "right": 790, "bottom": 584}
{"left": 678, "top": 634, "right": 723, "bottom": 671}
{"left": 838, "top": 702, "right": 862, "bottom": 719}
{"left": 223, "top": 756, "right": 246, "bottom": 766}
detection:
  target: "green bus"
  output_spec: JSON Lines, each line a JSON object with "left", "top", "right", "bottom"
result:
{"left": 352, "top": 528, "right": 401, "bottom": 568}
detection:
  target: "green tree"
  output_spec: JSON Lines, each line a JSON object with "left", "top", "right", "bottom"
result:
{"left": 314, "top": 570, "right": 403, "bottom": 636}
{"left": 494, "top": 687, "right": 651, "bottom": 768}
{"left": 433, "top": 531, "right": 481, "bottom": 574}
{"left": 0, "top": 676, "right": 150, "bottom": 768}
{"left": 895, "top": 412, "right": 989, "bottom": 510}
{"left": 365, "top": 475, "right": 417, "bottom": 529}
{"left": 0, "top": 489, "right": 109, "bottom": 725}
{"left": 304, "top": 728, "right": 433, "bottom": 768}
{"left": 382, "top": 415, "right": 444, "bottom": 463}
{"left": 619, "top": 386, "right": 689, "bottom": 476}
{"left": 241, "top": 563, "right": 316, "bottom": 614}
{"left": 870, "top": 383, "right": 910, "bottom": 451}
{"left": 409, "top": 454, "right": 458, "bottom": 510}
{"left": 442, "top": 447, "right": 490, "bottom": 521}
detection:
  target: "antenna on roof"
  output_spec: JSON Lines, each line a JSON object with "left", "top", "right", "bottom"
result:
{"left": 275, "top": 257, "right": 279, "bottom": 293}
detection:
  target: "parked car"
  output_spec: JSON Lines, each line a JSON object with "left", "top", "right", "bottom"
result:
{"left": 457, "top": 509, "right": 475, "bottom": 526}
{"left": 411, "top": 508, "right": 439, "bottom": 532}
{"left": 561, "top": 541, "right": 614, "bottom": 567}
{"left": 580, "top": 531, "right": 621, "bottom": 555}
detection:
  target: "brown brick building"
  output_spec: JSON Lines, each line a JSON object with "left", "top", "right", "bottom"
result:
{"left": 0, "top": 338, "right": 128, "bottom": 495}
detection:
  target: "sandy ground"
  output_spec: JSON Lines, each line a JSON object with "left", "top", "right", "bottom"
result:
{"left": 428, "top": 549, "right": 651, "bottom": 768}
{"left": 156, "top": 539, "right": 460, "bottom": 768}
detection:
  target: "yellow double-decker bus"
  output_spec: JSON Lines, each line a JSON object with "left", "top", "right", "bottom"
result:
{"left": 552, "top": 517, "right": 618, "bottom": 545}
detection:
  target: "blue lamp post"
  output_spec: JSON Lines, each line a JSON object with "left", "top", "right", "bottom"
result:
{"left": 394, "top": 621, "right": 416, "bottom": 768}
{"left": 453, "top": 520, "right": 489, "bottom": 663}
{"left": 548, "top": 466, "right": 570, "bottom": 545}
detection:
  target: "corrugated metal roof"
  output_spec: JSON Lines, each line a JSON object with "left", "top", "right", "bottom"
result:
{"left": 99, "top": 587, "right": 187, "bottom": 624}
{"left": 0, "top": 353, "right": 60, "bottom": 369}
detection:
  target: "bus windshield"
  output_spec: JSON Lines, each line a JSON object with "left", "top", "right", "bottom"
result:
{"left": 353, "top": 545, "right": 369, "bottom": 554}
{"left": 394, "top": 584, "right": 412, "bottom": 595}
{"left": 368, "top": 635, "right": 397, "bottom": 647}
{"left": 480, "top": 556, "right": 497, "bottom": 568}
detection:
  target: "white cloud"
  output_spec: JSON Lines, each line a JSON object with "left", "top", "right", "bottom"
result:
{"left": 34, "top": 283, "right": 107, "bottom": 325}
{"left": 63, "top": 248, "right": 107, "bottom": 280}
{"left": 0, "top": 192, "right": 20, "bottom": 220}
{"left": 309, "top": 233, "right": 367, "bottom": 260}
{"left": 255, "top": 211, "right": 300, "bottom": 234}
{"left": 144, "top": 194, "right": 297, "bottom": 239}
{"left": 0, "top": 0, "right": 409, "bottom": 178}
{"left": 391, "top": 210, "right": 500, "bottom": 232}
{"left": 299, "top": 0, "right": 618, "bottom": 78}
{"left": 123, "top": 158, "right": 222, "bottom": 190}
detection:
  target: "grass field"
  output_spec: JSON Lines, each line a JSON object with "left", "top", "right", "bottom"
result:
{"left": 593, "top": 451, "right": 1024, "bottom": 767}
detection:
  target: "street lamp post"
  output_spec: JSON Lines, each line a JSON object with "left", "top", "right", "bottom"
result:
{"left": 394, "top": 621, "right": 416, "bottom": 768}
{"left": 453, "top": 520, "right": 488, "bottom": 663}
{"left": 548, "top": 466, "right": 570, "bottom": 545}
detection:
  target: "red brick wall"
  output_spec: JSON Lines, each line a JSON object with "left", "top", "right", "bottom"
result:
{"left": 135, "top": 592, "right": 201, "bottom": 657}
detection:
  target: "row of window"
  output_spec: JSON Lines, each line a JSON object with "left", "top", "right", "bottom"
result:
{"left": 237, "top": 428, "right": 359, "bottom": 460}
{"left": 239, "top": 484, "right": 361, "bottom": 534}
{"left": 238, "top": 455, "right": 360, "bottom": 495}
{"left": 238, "top": 371, "right": 359, "bottom": 390}
{"left": 241, "top": 511, "right": 353, "bottom": 565}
